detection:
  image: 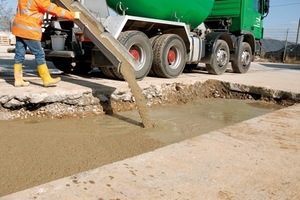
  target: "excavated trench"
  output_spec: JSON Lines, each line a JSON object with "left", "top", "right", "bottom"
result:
{"left": 0, "top": 79, "right": 296, "bottom": 120}
{"left": 0, "top": 79, "right": 297, "bottom": 196}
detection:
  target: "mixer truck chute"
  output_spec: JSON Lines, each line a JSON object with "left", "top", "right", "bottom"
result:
{"left": 43, "top": 0, "right": 270, "bottom": 79}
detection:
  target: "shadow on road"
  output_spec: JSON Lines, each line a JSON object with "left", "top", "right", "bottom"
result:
{"left": 259, "top": 62, "right": 300, "bottom": 70}
{"left": 0, "top": 55, "right": 142, "bottom": 127}
{"left": 60, "top": 74, "right": 143, "bottom": 127}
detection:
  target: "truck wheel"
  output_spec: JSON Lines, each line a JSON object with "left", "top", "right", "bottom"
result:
{"left": 99, "top": 66, "right": 118, "bottom": 79}
{"left": 73, "top": 61, "right": 93, "bottom": 74}
{"left": 112, "top": 31, "right": 153, "bottom": 80}
{"left": 52, "top": 59, "right": 72, "bottom": 73}
{"left": 231, "top": 42, "right": 252, "bottom": 73}
{"left": 147, "top": 36, "right": 160, "bottom": 76}
{"left": 206, "top": 40, "right": 229, "bottom": 75}
{"left": 152, "top": 34, "right": 186, "bottom": 78}
{"left": 52, "top": 58, "right": 92, "bottom": 74}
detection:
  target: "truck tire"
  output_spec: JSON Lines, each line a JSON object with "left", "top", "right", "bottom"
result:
{"left": 52, "top": 58, "right": 92, "bottom": 74}
{"left": 231, "top": 42, "right": 252, "bottom": 73}
{"left": 112, "top": 31, "right": 153, "bottom": 80}
{"left": 205, "top": 40, "right": 229, "bottom": 75}
{"left": 147, "top": 36, "right": 160, "bottom": 76}
{"left": 152, "top": 34, "right": 186, "bottom": 78}
{"left": 99, "top": 66, "right": 118, "bottom": 79}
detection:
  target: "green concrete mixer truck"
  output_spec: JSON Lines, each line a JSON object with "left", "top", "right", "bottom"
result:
{"left": 42, "top": 0, "right": 270, "bottom": 79}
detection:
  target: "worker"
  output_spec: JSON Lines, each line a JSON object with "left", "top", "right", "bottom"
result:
{"left": 12, "top": 0, "right": 80, "bottom": 87}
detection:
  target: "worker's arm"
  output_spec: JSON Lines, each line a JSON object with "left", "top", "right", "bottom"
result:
{"left": 37, "top": 0, "right": 75, "bottom": 20}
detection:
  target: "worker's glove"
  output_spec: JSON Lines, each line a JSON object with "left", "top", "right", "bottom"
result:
{"left": 74, "top": 12, "right": 81, "bottom": 19}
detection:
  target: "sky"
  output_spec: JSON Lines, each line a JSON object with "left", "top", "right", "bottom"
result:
{"left": 7, "top": 0, "right": 300, "bottom": 42}
{"left": 263, "top": 0, "right": 300, "bottom": 42}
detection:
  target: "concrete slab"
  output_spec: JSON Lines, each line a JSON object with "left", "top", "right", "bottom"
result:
{"left": 2, "top": 103, "right": 300, "bottom": 199}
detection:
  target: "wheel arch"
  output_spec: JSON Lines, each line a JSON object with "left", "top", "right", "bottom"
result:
{"left": 232, "top": 33, "right": 256, "bottom": 61}
{"left": 242, "top": 33, "right": 255, "bottom": 56}
{"left": 104, "top": 15, "right": 191, "bottom": 53}
{"left": 202, "top": 32, "right": 233, "bottom": 63}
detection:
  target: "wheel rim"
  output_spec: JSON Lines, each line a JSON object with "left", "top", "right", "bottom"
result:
{"left": 217, "top": 48, "right": 228, "bottom": 67}
{"left": 129, "top": 44, "right": 145, "bottom": 71}
{"left": 241, "top": 50, "right": 251, "bottom": 67}
{"left": 168, "top": 46, "right": 182, "bottom": 69}
{"left": 130, "top": 49, "right": 140, "bottom": 61}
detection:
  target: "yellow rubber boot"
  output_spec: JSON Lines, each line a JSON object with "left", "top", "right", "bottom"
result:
{"left": 14, "top": 63, "right": 30, "bottom": 87}
{"left": 37, "top": 64, "right": 61, "bottom": 87}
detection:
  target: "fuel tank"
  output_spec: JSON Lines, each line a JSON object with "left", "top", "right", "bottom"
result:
{"left": 107, "top": 0, "right": 215, "bottom": 29}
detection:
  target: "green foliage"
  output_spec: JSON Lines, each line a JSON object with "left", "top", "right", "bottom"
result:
{"left": 0, "top": 0, "right": 14, "bottom": 31}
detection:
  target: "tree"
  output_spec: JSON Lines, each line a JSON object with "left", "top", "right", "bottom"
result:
{"left": 0, "top": 0, "right": 14, "bottom": 32}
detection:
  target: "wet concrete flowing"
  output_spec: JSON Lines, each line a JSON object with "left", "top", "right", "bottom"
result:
{"left": 0, "top": 98, "right": 283, "bottom": 196}
{"left": 119, "top": 59, "right": 153, "bottom": 128}
{"left": 59, "top": 0, "right": 153, "bottom": 128}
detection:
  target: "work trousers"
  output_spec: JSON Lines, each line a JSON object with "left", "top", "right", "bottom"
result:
{"left": 14, "top": 37, "right": 45, "bottom": 66}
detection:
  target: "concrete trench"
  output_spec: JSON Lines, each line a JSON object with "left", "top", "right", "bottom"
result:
{"left": 0, "top": 79, "right": 298, "bottom": 120}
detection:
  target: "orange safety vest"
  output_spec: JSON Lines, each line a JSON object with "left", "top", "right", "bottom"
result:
{"left": 12, "top": 0, "right": 75, "bottom": 41}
